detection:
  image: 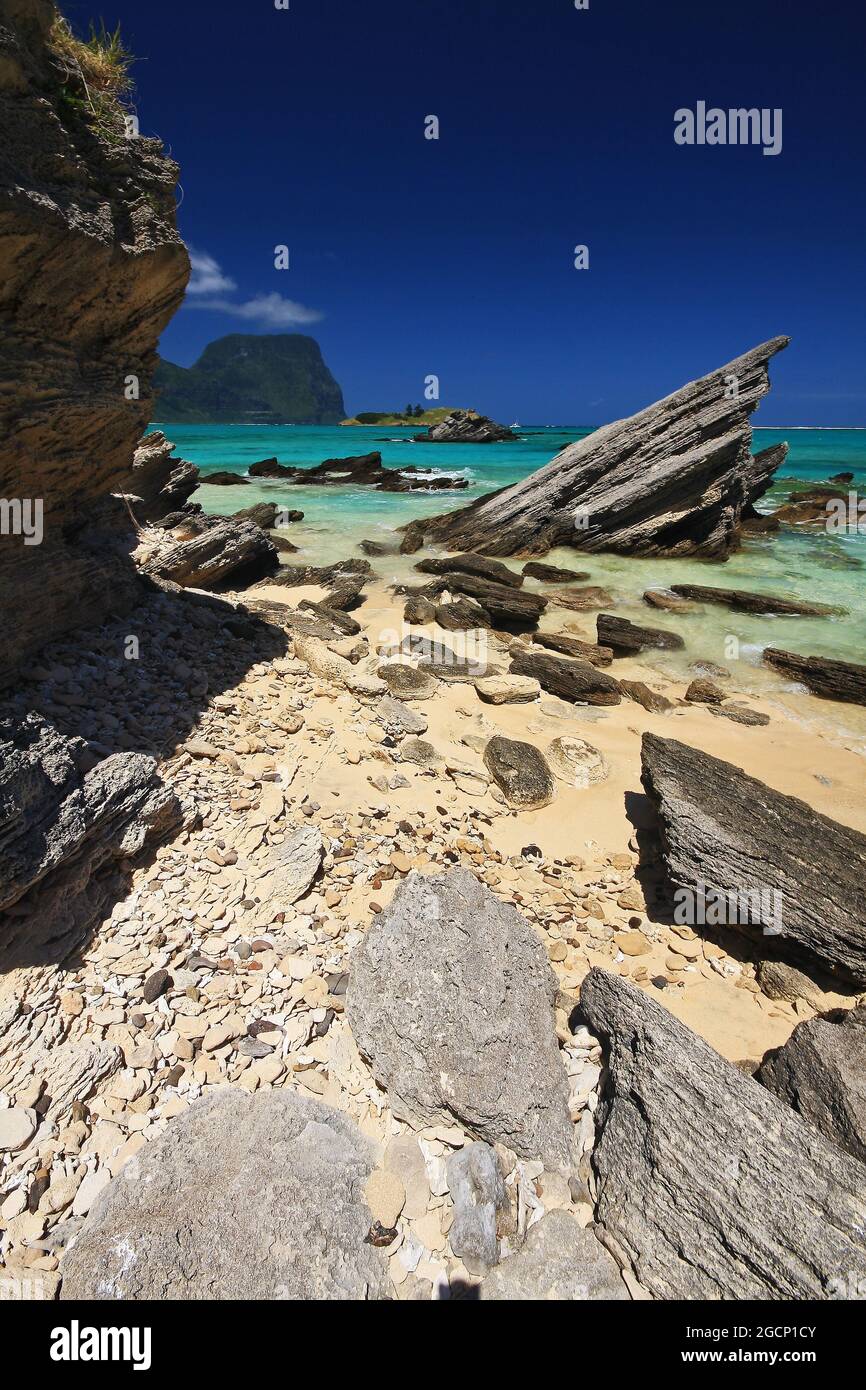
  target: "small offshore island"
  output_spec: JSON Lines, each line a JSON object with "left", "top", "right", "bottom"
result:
{"left": 1, "top": 0, "right": 865, "bottom": 1308}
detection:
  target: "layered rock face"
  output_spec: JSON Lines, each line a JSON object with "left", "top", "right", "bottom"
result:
{"left": 0, "top": 0, "right": 189, "bottom": 685}
{"left": 414, "top": 409, "right": 517, "bottom": 444}
{"left": 414, "top": 337, "right": 789, "bottom": 557}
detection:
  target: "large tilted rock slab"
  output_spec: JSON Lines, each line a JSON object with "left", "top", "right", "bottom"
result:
{"left": 346, "top": 867, "right": 576, "bottom": 1167}
{"left": 579, "top": 969, "right": 866, "bottom": 1300}
{"left": 758, "top": 1007, "right": 866, "bottom": 1164}
{"left": 61, "top": 1090, "right": 389, "bottom": 1300}
{"left": 412, "top": 338, "right": 789, "bottom": 558}
{"left": 641, "top": 733, "right": 866, "bottom": 986}
{"left": 763, "top": 648, "right": 866, "bottom": 707}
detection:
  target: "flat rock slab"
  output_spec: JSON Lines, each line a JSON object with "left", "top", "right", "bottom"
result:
{"left": 641, "top": 732, "right": 866, "bottom": 985}
{"left": 261, "top": 825, "right": 323, "bottom": 907}
{"left": 61, "top": 1090, "right": 389, "bottom": 1300}
{"left": 474, "top": 674, "right": 540, "bottom": 704}
{"left": 546, "top": 736, "right": 607, "bottom": 788}
{"left": 580, "top": 968, "right": 866, "bottom": 1299}
{"left": 479, "top": 1211, "right": 627, "bottom": 1300}
{"left": 346, "top": 867, "right": 575, "bottom": 1167}
{"left": 758, "top": 1006, "right": 866, "bottom": 1163}
{"left": 415, "top": 554, "right": 523, "bottom": 589}
{"left": 670, "top": 584, "right": 843, "bottom": 616}
{"left": 510, "top": 649, "right": 621, "bottom": 705}
{"left": 597, "top": 614, "right": 685, "bottom": 653}
{"left": 531, "top": 631, "right": 614, "bottom": 666}
{"left": 376, "top": 662, "right": 439, "bottom": 700}
{"left": 763, "top": 648, "right": 866, "bottom": 708}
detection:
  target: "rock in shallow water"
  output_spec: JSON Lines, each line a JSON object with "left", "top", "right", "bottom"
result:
{"left": 60, "top": 1090, "right": 389, "bottom": 1300}
{"left": 346, "top": 868, "right": 576, "bottom": 1167}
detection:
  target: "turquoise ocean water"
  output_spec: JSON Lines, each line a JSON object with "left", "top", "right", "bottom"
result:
{"left": 149, "top": 422, "right": 865, "bottom": 707}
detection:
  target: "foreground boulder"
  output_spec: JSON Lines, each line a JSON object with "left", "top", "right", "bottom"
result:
{"left": 415, "top": 553, "right": 523, "bottom": 588}
{"left": 412, "top": 337, "right": 790, "bottom": 558}
{"left": 758, "top": 1007, "right": 866, "bottom": 1163}
{"left": 346, "top": 868, "right": 575, "bottom": 1167}
{"left": 479, "top": 1211, "right": 627, "bottom": 1301}
{"left": 61, "top": 1090, "right": 389, "bottom": 1299}
{"left": 641, "top": 733, "right": 866, "bottom": 986}
{"left": 763, "top": 648, "right": 866, "bottom": 707}
{"left": 483, "top": 735, "right": 555, "bottom": 809}
{"left": 580, "top": 969, "right": 866, "bottom": 1299}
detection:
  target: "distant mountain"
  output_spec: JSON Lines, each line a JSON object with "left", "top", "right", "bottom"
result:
{"left": 153, "top": 334, "right": 345, "bottom": 424}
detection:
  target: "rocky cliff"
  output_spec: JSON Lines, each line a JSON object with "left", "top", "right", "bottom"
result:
{"left": 154, "top": 334, "right": 345, "bottom": 424}
{"left": 0, "top": 0, "right": 189, "bottom": 685}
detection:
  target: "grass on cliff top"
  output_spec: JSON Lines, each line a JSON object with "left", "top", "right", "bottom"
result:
{"left": 49, "top": 16, "right": 135, "bottom": 141}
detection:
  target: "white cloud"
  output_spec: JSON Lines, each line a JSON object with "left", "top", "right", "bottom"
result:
{"left": 189, "top": 292, "right": 323, "bottom": 328}
{"left": 187, "top": 247, "right": 237, "bottom": 296}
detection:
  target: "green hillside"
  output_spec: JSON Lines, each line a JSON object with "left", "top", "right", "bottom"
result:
{"left": 153, "top": 334, "right": 345, "bottom": 424}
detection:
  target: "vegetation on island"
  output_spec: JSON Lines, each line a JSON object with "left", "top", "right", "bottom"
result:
{"left": 340, "top": 406, "right": 463, "bottom": 426}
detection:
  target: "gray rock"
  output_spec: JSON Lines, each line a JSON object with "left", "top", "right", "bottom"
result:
{"left": 446, "top": 1142, "right": 508, "bottom": 1273}
{"left": 479, "top": 1211, "right": 627, "bottom": 1300}
{"left": 261, "top": 825, "right": 323, "bottom": 907}
{"left": 414, "top": 337, "right": 790, "bottom": 559}
{"left": 756, "top": 958, "right": 827, "bottom": 1009}
{"left": 483, "top": 735, "right": 555, "bottom": 809}
{"left": 60, "top": 1089, "right": 389, "bottom": 1300}
{"left": 376, "top": 662, "right": 439, "bottom": 700}
{"left": 546, "top": 736, "right": 607, "bottom": 788}
{"left": 374, "top": 695, "right": 428, "bottom": 738}
{"left": 580, "top": 968, "right": 866, "bottom": 1299}
{"left": 641, "top": 732, "right": 866, "bottom": 985}
{"left": 347, "top": 868, "right": 575, "bottom": 1166}
{"left": 758, "top": 1008, "right": 866, "bottom": 1163}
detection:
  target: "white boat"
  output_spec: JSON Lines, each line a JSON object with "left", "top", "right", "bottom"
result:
{"left": 510, "top": 420, "right": 520, "bottom": 429}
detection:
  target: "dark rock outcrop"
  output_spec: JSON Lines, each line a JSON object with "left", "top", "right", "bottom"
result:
{"left": 669, "top": 584, "right": 842, "bottom": 617}
{"left": 510, "top": 650, "right": 621, "bottom": 705}
{"left": 763, "top": 648, "right": 866, "bottom": 707}
{"left": 414, "top": 409, "right": 516, "bottom": 444}
{"left": 528, "top": 632, "right": 614, "bottom": 667}
{"left": 596, "top": 614, "right": 685, "bottom": 654}
{"left": 0, "top": 0, "right": 189, "bottom": 685}
{"left": 0, "top": 711, "right": 182, "bottom": 966}
{"left": 432, "top": 573, "right": 546, "bottom": 630}
{"left": 415, "top": 553, "right": 523, "bottom": 589}
{"left": 143, "top": 519, "right": 280, "bottom": 590}
{"left": 758, "top": 1007, "right": 866, "bottom": 1163}
{"left": 247, "top": 452, "right": 468, "bottom": 492}
{"left": 579, "top": 968, "right": 866, "bottom": 1300}
{"left": 641, "top": 733, "right": 866, "bottom": 985}
{"left": 522, "top": 561, "right": 592, "bottom": 584}
{"left": 346, "top": 867, "right": 576, "bottom": 1167}
{"left": 121, "top": 432, "right": 199, "bottom": 523}
{"left": 410, "top": 338, "right": 790, "bottom": 557}
{"left": 61, "top": 1090, "right": 389, "bottom": 1299}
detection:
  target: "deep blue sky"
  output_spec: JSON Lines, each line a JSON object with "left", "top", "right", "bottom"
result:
{"left": 66, "top": 0, "right": 866, "bottom": 423}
